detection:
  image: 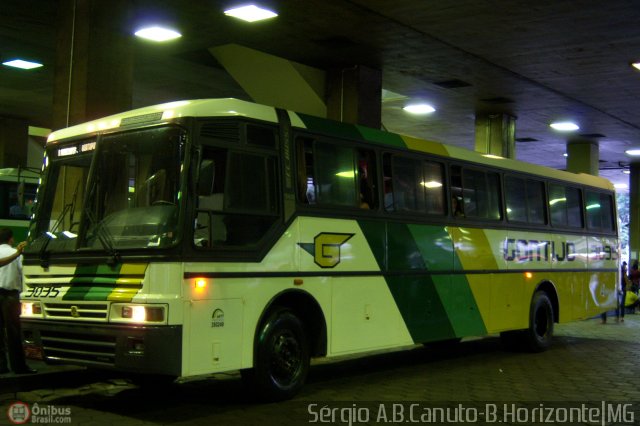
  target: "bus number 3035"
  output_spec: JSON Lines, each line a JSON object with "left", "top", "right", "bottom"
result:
{"left": 24, "top": 286, "right": 60, "bottom": 298}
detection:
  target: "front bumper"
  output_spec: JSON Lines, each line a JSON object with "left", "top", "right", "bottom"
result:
{"left": 22, "top": 319, "right": 182, "bottom": 376}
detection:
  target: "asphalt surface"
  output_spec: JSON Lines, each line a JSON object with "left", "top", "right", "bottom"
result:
{"left": 1, "top": 312, "right": 639, "bottom": 425}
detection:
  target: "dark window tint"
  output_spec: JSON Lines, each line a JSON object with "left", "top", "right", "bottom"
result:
{"left": 505, "top": 177, "right": 546, "bottom": 224}
{"left": 383, "top": 154, "right": 444, "bottom": 215}
{"left": 585, "top": 191, "right": 614, "bottom": 232}
{"left": 549, "top": 184, "right": 583, "bottom": 228}
{"left": 453, "top": 167, "right": 501, "bottom": 220}
{"left": 194, "top": 147, "right": 278, "bottom": 248}
{"left": 298, "top": 138, "right": 377, "bottom": 210}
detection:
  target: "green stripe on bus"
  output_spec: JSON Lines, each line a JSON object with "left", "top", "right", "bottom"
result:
{"left": 63, "top": 285, "right": 114, "bottom": 301}
{"left": 358, "top": 220, "right": 456, "bottom": 342}
{"left": 66, "top": 264, "right": 122, "bottom": 300}
{"left": 356, "top": 127, "right": 407, "bottom": 149}
{"left": 385, "top": 275, "right": 456, "bottom": 343}
{"left": 296, "top": 113, "right": 363, "bottom": 140}
{"left": 358, "top": 221, "right": 487, "bottom": 341}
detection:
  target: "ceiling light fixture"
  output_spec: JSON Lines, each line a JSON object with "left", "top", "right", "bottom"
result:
{"left": 403, "top": 104, "right": 436, "bottom": 114}
{"left": 134, "top": 26, "right": 182, "bottom": 42}
{"left": 550, "top": 122, "right": 579, "bottom": 131}
{"left": 224, "top": 5, "right": 278, "bottom": 22}
{"left": 2, "top": 59, "right": 43, "bottom": 70}
{"left": 625, "top": 149, "right": 640, "bottom": 156}
{"left": 614, "top": 183, "right": 629, "bottom": 190}
{"left": 632, "top": 62, "right": 640, "bottom": 71}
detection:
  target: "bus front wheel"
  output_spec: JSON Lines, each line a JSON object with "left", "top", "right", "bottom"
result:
{"left": 242, "top": 308, "right": 310, "bottom": 401}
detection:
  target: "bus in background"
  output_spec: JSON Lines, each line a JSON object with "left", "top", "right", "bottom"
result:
{"left": 20, "top": 99, "right": 618, "bottom": 400}
{"left": 0, "top": 168, "right": 39, "bottom": 242}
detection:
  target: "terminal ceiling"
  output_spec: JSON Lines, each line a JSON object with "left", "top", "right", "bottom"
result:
{"left": 1, "top": 0, "right": 640, "bottom": 189}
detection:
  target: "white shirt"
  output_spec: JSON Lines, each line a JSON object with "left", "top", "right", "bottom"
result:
{"left": 0, "top": 243, "right": 22, "bottom": 291}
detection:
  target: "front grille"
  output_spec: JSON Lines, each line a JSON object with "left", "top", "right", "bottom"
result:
{"left": 41, "top": 330, "right": 116, "bottom": 366}
{"left": 44, "top": 302, "right": 109, "bottom": 321}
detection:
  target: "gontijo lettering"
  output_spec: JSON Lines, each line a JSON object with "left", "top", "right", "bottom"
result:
{"left": 502, "top": 239, "right": 617, "bottom": 262}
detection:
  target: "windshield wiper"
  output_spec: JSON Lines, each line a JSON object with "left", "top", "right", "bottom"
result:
{"left": 38, "top": 181, "right": 81, "bottom": 268}
{"left": 84, "top": 208, "right": 120, "bottom": 265}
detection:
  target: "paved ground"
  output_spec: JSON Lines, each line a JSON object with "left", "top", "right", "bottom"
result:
{"left": 1, "top": 313, "right": 639, "bottom": 425}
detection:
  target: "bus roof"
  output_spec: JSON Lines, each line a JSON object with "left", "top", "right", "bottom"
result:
{"left": 47, "top": 98, "right": 613, "bottom": 191}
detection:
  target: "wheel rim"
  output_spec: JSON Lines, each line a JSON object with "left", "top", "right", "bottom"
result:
{"left": 269, "top": 330, "right": 302, "bottom": 387}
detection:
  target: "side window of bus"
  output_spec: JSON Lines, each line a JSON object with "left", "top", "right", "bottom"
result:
{"left": 452, "top": 166, "right": 502, "bottom": 220}
{"left": 585, "top": 191, "right": 614, "bottom": 232}
{"left": 549, "top": 184, "right": 583, "bottom": 229}
{"left": 505, "top": 177, "right": 546, "bottom": 224}
{"left": 297, "top": 138, "right": 377, "bottom": 209}
{"left": 194, "top": 147, "right": 278, "bottom": 248}
{"left": 3, "top": 182, "right": 37, "bottom": 219}
{"left": 383, "top": 154, "right": 444, "bottom": 215}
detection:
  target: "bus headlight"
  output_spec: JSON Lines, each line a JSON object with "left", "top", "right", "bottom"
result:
{"left": 21, "top": 302, "right": 43, "bottom": 317}
{"left": 110, "top": 304, "right": 167, "bottom": 324}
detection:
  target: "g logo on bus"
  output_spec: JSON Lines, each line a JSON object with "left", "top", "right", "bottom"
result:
{"left": 70, "top": 306, "right": 79, "bottom": 318}
{"left": 298, "top": 233, "right": 354, "bottom": 268}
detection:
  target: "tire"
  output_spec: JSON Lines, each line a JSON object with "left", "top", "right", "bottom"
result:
{"left": 242, "top": 309, "right": 309, "bottom": 401}
{"left": 522, "top": 291, "right": 554, "bottom": 352}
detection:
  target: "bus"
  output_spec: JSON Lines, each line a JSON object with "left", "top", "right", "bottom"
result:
{"left": 20, "top": 99, "right": 618, "bottom": 400}
{"left": 0, "top": 167, "right": 39, "bottom": 242}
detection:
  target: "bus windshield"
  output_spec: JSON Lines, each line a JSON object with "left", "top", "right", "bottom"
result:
{"left": 29, "top": 126, "right": 186, "bottom": 254}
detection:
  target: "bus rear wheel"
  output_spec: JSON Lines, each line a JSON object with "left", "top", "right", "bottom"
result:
{"left": 500, "top": 290, "right": 554, "bottom": 352}
{"left": 524, "top": 291, "right": 554, "bottom": 352}
{"left": 242, "top": 309, "right": 309, "bottom": 401}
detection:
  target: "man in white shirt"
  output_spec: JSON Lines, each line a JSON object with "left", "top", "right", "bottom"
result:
{"left": 0, "top": 228, "right": 36, "bottom": 374}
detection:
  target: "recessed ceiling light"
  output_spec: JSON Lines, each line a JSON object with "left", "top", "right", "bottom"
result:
{"left": 550, "top": 122, "right": 579, "bottom": 131}
{"left": 563, "top": 153, "right": 568, "bottom": 157}
{"left": 403, "top": 104, "right": 436, "bottom": 114}
{"left": 224, "top": 5, "right": 278, "bottom": 22}
{"left": 134, "top": 26, "right": 182, "bottom": 42}
{"left": 632, "top": 62, "right": 640, "bottom": 71}
{"left": 2, "top": 59, "right": 43, "bottom": 70}
{"left": 625, "top": 149, "right": 640, "bottom": 156}
{"left": 623, "top": 169, "right": 631, "bottom": 174}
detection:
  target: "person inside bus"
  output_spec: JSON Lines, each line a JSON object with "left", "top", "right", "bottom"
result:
{"left": 452, "top": 196, "right": 465, "bottom": 217}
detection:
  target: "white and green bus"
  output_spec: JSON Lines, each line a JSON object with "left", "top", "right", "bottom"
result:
{"left": 21, "top": 99, "right": 618, "bottom": 400}
{"left": 0, "top": 167, "right": 39, "bottom": 242}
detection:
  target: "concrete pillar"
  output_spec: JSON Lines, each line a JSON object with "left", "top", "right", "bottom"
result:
{"left": 326, "top": 66, "right": 382, "bottom": 129}
{"left": 566, "top": 139, "right": 599, "bottom": 176}
{"left": 52, "top": 0, "right": 133, "bottom": 130}
{"left": 629, "top": 163, "right": 640, "bottom": 262}
{"left": 474, "top": 113, "right": 516, "bottom": 159}
{"left": 0, "top": 117, "right": 28, "bottom": 168}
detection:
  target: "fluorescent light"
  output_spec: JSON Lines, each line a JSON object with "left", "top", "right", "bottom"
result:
{"left": 563, "top": 153, "right": 568, "bottom": 157}
{"left": 625, "top": 149, "right": 640, "bottom": 156}
{"left": 224, "top": 5, "right": 278, "bottom": 22}
{"left": 403, "top": 104, "right": 436, "bottom": 114}
{"left": 2, "top": 59, "right": 43, "bottom": 69}
{"left": 421, "top": 181, "right": 443, "bottom": 188}
{"left": 614, "top": 183, "right": 629, "bottom": 190}
{"left": 623, "top": 170, "right": 631, "bottom": 174}
{"left": 335, "top": 171, "right": 355, "bottom": 178}
{"left": 632, "top": 62, "right": 640, "bottom": 71}
{"left": 550, "top": 122, "right": 579, "bottom": 131}
{"left": 134, "top": 26, "right": 182, "bottom": 42}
